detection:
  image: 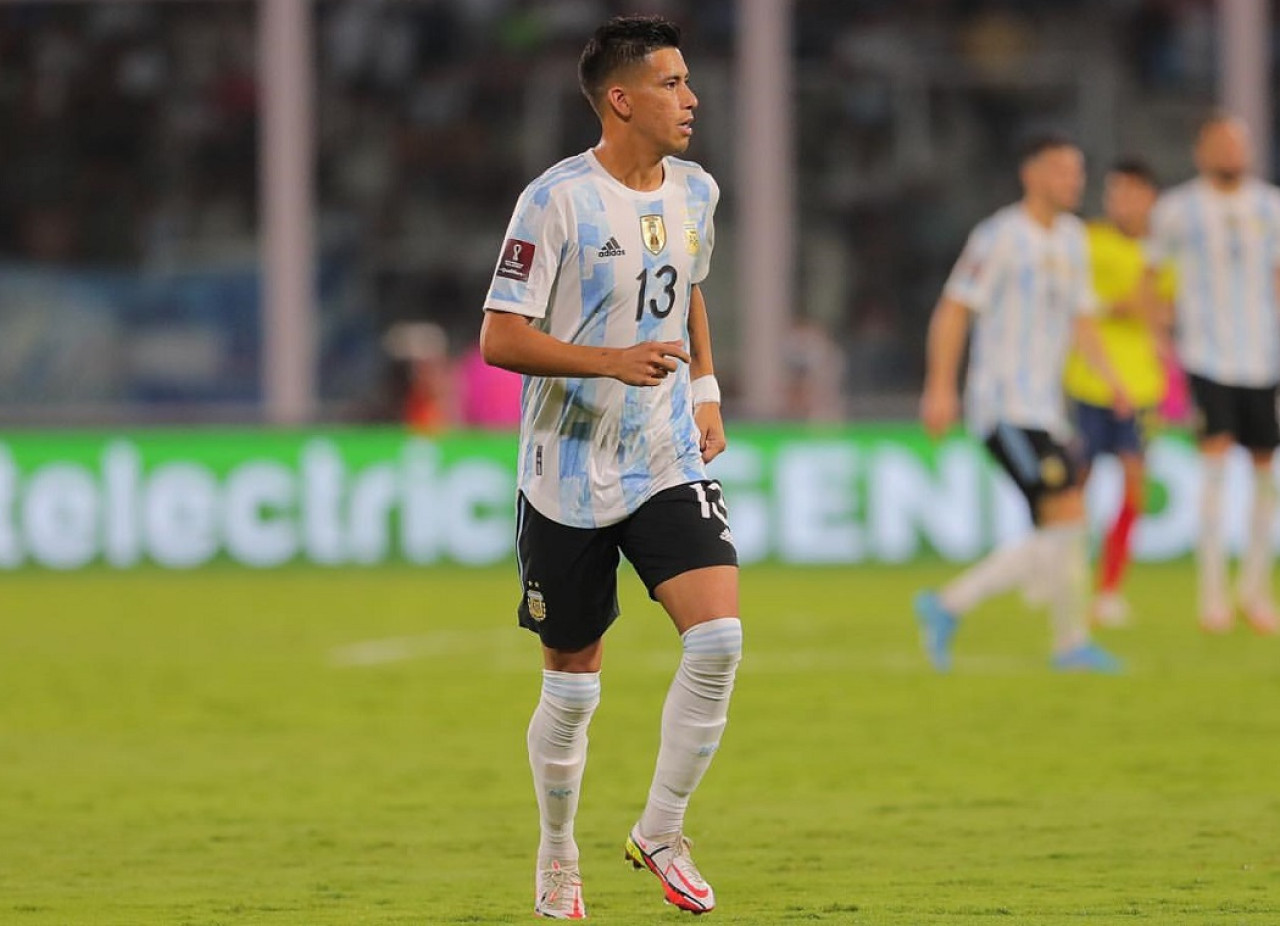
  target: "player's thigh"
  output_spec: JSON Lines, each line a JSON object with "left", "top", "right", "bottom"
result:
{"left": 620, "top": 480, "right": 740, "bottom": 629}
{"left": 1112, "top": 407, "right": 1149, "bottom": 459}
{"left": 1237, "top": 382, "right": 1280, "bottom": 454}
{"left": 984, "top": 424, "right": 1080, "bottom": 524}
{"left": 516, "top": 493, "right": 622, "bottom": 653}
{"left": 1072, "top": 401, "right": 1112, "bottom": 464}
{"left": 653, "top": 566, "right": 739, "bottom": 634}
{"left": 1188, "top": 373, "right": 1239, "bottom": 443}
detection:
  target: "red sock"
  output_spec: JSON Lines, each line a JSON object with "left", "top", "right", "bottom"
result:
{"left": 1099, "top": 499, "right": 1138, "bottom": 592}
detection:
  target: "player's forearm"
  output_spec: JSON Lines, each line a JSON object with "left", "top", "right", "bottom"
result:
{"left": 688, "top": 285, "right": 716, "bottom": 381}
{"left": 1139, "top": 268, "right": 1174, "bottom": 330}
{"left": 923, "top": 298, "right": 969, "bottom": 392}
{"left": 480, "top": 310, "right": 617, "bottom": 379}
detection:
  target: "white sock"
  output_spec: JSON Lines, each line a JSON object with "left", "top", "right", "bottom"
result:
{"left": 638, "top": 617, "right": 742, "bottom": 839}
{"left": 939, "top": 533, "right": 1041, "bottom": 615}
{"left": 1198, "top": 456, "right": 1228, "bottom": 615}
{"left": 1239, "top": 464, "right": 1277, "bottom": 606}
{"left": 1039, "top": 522, "right": 1090, "bottom": 653}
{"left": 528, "top": 669, "right": 600, "bottom": 865}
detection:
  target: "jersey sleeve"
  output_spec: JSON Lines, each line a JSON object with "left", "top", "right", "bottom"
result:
{"left": 942, "top": 220, "right": 1003, "bottom": 312}
{"left": 1069, "top": 221, "right": 1099, "bottom": 317}
{"left": 691, "top": 172, "right": 719, "bottom": 285}
{"left": 1144, "top": 193, "right": 1179, "bottom": 267}
{"left": 483, "top": 186, "right": 569, "bottom": 319}
{"left": 1269, "top": 188, "right": 1280, "bottom": 266}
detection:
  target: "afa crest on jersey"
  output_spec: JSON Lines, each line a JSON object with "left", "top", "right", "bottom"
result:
{"left": 684, "top": 221, "right": 700, "bottom": 255}
{"left": 641, "top": 214, "right": 666, "bottom": 255}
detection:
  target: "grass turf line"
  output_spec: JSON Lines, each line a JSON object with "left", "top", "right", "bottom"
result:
{"left": 1, "top": 563, "right": 1278, "bottom": 924}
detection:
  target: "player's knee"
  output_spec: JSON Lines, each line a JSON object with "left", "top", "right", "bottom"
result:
{"left": 542, "top": 669, "right": 601, "bottom": 718}
{"left": 679, "top": 618, "right": 741, "bottom": 699}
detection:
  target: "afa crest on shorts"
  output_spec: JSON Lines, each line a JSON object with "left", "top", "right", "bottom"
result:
{"left": 1040, "top": 456, "right": 1067, "bottom": 488}
{"left": 526, "top": 583, "right": 547, "bottom": 622}
{"left": 641, "top": 214, "right": 666, "bottom": 255}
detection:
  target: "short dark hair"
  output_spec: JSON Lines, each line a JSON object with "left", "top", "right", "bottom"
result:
{"left": 1196, "top": 108, "right": 1241, "bottom": 140}
{"left": 1017, "top": 131, "right": 1078, "bottom": 166}
{"left": 578, "top": 15, "right": 681, "bottom": 113}
{"left": 1109, "top": 156, "right": 1159, "bottom": 188}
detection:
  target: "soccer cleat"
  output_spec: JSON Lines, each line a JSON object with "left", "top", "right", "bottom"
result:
{"left": 1051, "top": 641, "right": 1123, "bottom": 674}
{"left": 914, "top": 591, "right": 958, "bottom": 672}
{"left": 1241, "top": 600, "right": 1279, "bottom": 636}
{"left": 1091, "top": 591, "right": 1131, "bottom": 628}
{"left": 534, "top": 860, "right": 586, "bottom": 919}
{"left": 624, "top": 826, "right": 715, "bottom": 914}
{"left": 1199, "top": 608, "right": 1234, "bottom": 634}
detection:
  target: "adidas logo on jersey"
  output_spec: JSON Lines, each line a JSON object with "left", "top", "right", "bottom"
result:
{"left": 597, "top": 237, "right": 626, "bottom": 258}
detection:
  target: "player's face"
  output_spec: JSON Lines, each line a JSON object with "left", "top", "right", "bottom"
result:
{"left": 1196, "top": 120, "right": 1252, "bottom": 184}
{"left": 1026, "top": 146, "right": 1085, "bottom": 213}
{"left": 621, "top": 47, "right": 698, "bottom": 156}
{"left": 1104, "top": 172, "right": 1157, "bottom": 234}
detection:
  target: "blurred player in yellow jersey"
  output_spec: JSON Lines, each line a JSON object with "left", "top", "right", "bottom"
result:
{"left": 1064, "top": 159, "right": 1175, "bottom": 627}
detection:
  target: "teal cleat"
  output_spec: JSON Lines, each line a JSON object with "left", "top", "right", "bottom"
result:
{"left": 914, "top": 591, "right": 957, "bottom": 672}
{"left": 1051, "top": 642, "right": 1124, "bottom": 674}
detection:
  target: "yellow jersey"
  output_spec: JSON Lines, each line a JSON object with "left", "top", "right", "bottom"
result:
{"left": 1063, "top": 221, "right": 1175, "bottom": 408}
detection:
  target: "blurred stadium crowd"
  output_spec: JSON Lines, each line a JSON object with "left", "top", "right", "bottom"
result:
{"left": 0, "top": 0, "right": 1244, "bottom": 423}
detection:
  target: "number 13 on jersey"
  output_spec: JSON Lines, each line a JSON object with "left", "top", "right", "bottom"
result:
{"left": 636, "top": 265, "right": 679, "bottom": 321}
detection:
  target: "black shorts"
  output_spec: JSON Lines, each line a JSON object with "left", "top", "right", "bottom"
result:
{"left": 984, "top": 423, "right": 1080, "bottom": 524}
{"left": 515, "top": 480, "right": 739, "bottom": 651}
{"left": 1073, "top": 400, "right": 1150, "bottom": 463}
{"left": 1187, "top": 373, "right": 1280, "bottom": 450}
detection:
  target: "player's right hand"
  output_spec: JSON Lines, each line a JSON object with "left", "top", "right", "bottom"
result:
{"left": 920, "top": 386, "right": 959, "bottom": 439}
{"left": 611, "top": 340, "right": 690, "bottom": 386}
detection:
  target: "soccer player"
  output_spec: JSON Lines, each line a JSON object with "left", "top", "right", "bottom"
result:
{"left": 915, "top": 134, "right": 1128, "bottom": 673}
{"left": 1063, "top": 158, "right": 1173, "bottom": 626}
{"left": 1146, "top": 113, "right": 1280, "bottom": 635}
{"left": 480, "top": 16, "right": 740, "bottom": 919}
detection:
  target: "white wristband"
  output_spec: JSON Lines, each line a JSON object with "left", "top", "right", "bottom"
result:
{"left": 691, "top": 374, "right": 721, "bottom": 406}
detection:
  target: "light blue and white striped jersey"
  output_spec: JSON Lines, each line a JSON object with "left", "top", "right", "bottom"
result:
{"left": 484, "top": 150, "right": 719, "bottom": 528}
{"left": 944, "top": 204, "right": 1097, "bottom": 439}
{"left": 1146, "top": 177, "right": 1280, "bottom": 386}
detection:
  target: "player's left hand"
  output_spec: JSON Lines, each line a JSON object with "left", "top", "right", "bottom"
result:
{"left": 695, "top": 402, "right": 727, "bottom": 463}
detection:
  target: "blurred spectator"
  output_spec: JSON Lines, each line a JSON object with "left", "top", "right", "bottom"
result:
{"left": 383, "top": 321, "right": 453, "bottom": 434}
{"left": 784, "top": 317, "right": 846, "bottom": 422}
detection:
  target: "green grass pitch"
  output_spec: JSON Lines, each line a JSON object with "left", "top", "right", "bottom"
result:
{"left": 2, "top": 561, "right": 1278, "bottom": 924}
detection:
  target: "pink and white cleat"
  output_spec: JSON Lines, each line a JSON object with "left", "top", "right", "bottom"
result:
{"left": 1199, "top": 607, "right": 1234, "bottom": 634}
{"left": 535, "top": 860, "right": 586, "bottom": 919}
{"left": 624, "top": 826, "right": 715, "bottom": 914}
{"left": 1241, "top": 599, "right": 1279, "bottom": 636}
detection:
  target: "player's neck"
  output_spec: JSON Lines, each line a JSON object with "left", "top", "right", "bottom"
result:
{"left": 1203, "top": 173, "right": 1246, "bottom": 195}
{"left": 1020, "top": 197, "right": 1058, "bottom": 230}
{"left": 592, "top": 138, "right": 667, "bottom": 192}
{"left": 1113, "top": 217, "right": 1147, "bottom": 239}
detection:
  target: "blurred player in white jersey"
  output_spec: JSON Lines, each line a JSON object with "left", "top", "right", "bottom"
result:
{"left": 481, "top": 15, "right": 739, "bottom": 918}
{"left": 1147, "top": 113, "right": 1280, "bottom": 634}
{"left": 916, "top": 134, "right": 1128, "bottom": 673}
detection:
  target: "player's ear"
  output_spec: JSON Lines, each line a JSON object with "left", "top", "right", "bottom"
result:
{"left": 604, "top": 84, "right": 632, "bottom": 121}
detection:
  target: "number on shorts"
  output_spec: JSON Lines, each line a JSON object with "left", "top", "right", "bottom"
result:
{"left": 691, "top": 481, "right": 729, "bottom": 527}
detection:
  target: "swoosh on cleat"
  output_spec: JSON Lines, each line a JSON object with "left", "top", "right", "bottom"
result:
{"left": 671, "top": 865, "right": 711, "bottom": 901}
